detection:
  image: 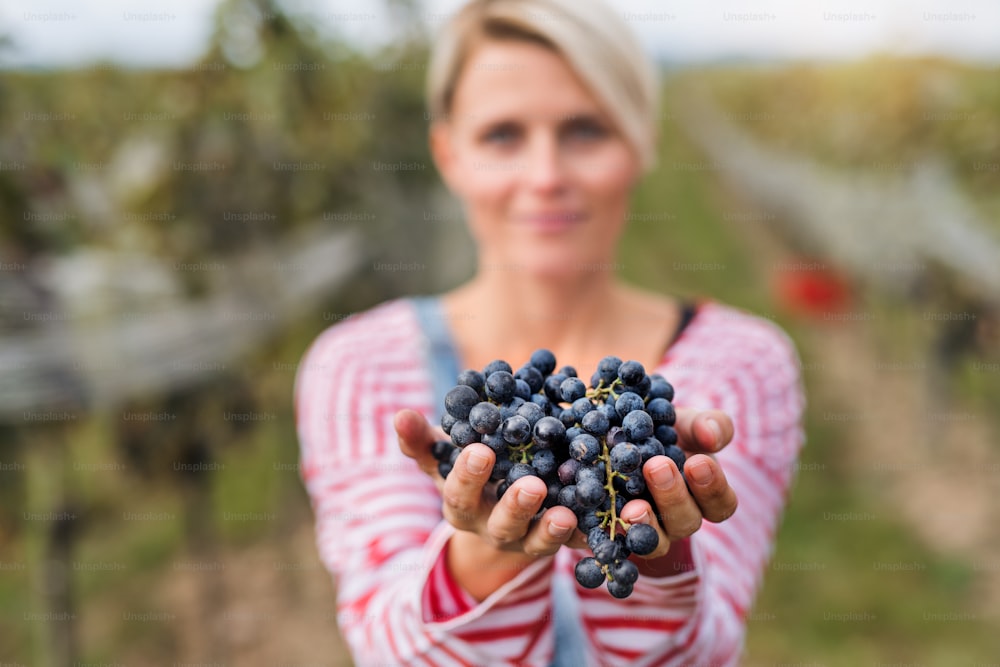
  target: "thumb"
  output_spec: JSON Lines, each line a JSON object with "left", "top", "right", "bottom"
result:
{"left": 395, "top": 409, "right": 440, "bottom": 476}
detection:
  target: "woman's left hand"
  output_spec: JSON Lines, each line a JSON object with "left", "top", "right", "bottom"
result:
{"left": 568, "top": 407, "right": 739, "bottom": 560}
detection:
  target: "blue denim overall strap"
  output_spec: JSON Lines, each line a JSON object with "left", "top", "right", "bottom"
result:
{"left": 550, "top": 572, "right": 588, "bottom": 666}
{"left": 408, "top": 296, "right": 463, "bottom": 423}
{"left": 408, "top": 295, "right": 587, "bottom": 666}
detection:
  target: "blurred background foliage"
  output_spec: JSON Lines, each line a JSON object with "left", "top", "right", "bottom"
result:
{"left": 1, "top": 0, "right": 998, "bottom": 664}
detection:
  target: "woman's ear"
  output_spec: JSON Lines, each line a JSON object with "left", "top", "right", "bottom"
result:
{"left": 429, "top": 121, "right": 459, "bottom": 193}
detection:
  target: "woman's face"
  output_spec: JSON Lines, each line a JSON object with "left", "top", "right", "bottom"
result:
{"left": 431, "top": 39, "right": 641, "bottom": 279}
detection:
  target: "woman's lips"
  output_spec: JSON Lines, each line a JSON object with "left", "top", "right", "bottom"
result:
{"left": 516, "top": 212, "right": 585, "bottom": 233}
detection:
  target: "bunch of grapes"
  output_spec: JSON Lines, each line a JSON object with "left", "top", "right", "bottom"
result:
{"left": 431, "top": 349, "right": 687, "bottom": 598}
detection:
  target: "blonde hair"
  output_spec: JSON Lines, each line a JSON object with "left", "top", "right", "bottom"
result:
{"left": 426, "top": 0, "right": 661, "bottom": 171}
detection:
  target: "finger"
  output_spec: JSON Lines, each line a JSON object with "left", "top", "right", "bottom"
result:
{"left": 641, "top": 455, "right": 705, "bottom": 540}
{"left": 520, "top": 505, "right": 578, "bottom": 558}
{"left": 565, "top": 530, "right": 589, "bottom": 551}
{"left": 395, "top": 409, "right": 440, "bottom": 478}
{"left": 486, "top": 475, "right": 548, "bottom": 549}
{"left": 440, "top": 444, "right": 494, "bottom": 530}
{"left": 619, "top": 499, "right": 672, "bottom": 559}
{"left": 673, "top": 408, "right": 734, "bottom": 454}
{"left": 683, "top": 454, "right": 739, "bottom": 523}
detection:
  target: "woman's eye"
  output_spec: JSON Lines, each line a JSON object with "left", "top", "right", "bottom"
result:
{"left": 565, "top": 120, "right": 608, "bottom": 141}
{"left": 483, "top": 124, "right": 520, "bottom": 144}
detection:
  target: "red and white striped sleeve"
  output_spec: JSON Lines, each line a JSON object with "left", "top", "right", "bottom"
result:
{"left": 566, "top": 303, "right": 806, "bottom": 666}
{"left": 294, "top": 300, "right": 558, "bottom": 667}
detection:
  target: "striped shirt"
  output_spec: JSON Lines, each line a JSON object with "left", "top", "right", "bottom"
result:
{"left": 295, "top": 297, "right": 806, "bottom": 666}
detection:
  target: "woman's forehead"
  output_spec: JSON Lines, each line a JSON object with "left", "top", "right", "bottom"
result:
{"left": 451, "top": 41, "right": 606, "bottom": 123}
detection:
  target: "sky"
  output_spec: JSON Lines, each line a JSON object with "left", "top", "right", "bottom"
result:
{"left": 1, "top": 0, "right": 998, "bottom": 68}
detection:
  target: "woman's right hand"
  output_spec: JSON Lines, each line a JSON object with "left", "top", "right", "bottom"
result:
{"left": 395, "top": 409, "right": 581, "bottom": 598}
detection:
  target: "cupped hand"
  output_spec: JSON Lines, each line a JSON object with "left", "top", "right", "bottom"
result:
{"left": 618, "top": 407, "right": 739, "bottom": 559}
{"left": 395, "top": 409, "right": 578, "bottom": 560}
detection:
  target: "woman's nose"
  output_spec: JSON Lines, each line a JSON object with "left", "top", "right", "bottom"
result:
{"left": 523, "top": 133, "right": 567, "bottom": 192}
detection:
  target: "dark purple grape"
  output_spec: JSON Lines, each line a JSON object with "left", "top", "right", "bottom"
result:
{"left": 599, "top": 401, "right": 621, "bottom": 427}
{"left": 450, "top": 420, "right": 481, "bottom": 447}
{"left": 587, "top": 526, "right": 610, "bottom": 551}
{"left": 664, "top": 445, "right": 686, "bottom": 472}
{"left": 581, "top": 409, "right": 609, "bottom": 437}
{"left": 565, "top": 426, "right": 583, "bottom": 442}
{"left": 569, "top": 434, "right": 600, "bottom": 464}
{"left": 482, "top": 432, "right": 507, "bottom": 455}
{"left": 544, "top": 478, "right": 562, "bottom": 508}
{"left": 491, "top": 457, "right": 513, "bottom": 481}
{"left": 596, "top": 355, "right": 622, "bottom": 385}
{"left": 558, "top": 365, "right": 577, "bottom": 378}
{"left": 557, "top": 458, "right": 581, "bottom": 485}
{"left": 445, "top": 385, "right": 480, "bottom": 420}
{"left": 483, "top": 359, "right": 513, "bottom": 377}
{"left": 575, "top": 557, "right": 605, "bottom": 589}
{"left": 623, "top": 375, "right": 651, "bottom": 398}
{"left": 529, "top": 349, "right": 557, "bottom": 376}
{"left": 437, "top": 461, "right": 453, "bottom": 478}
{"left": 516, "top": 402, "right": 545, "bottom": 428}
{"left": 625, "top": 474, "right": 646, "bottom": 495}
{"left": 607, "top": 578, "right": 633, "bottom": 599}
{"left": 575, "top": 463, "right": 605, "bottom": 486}
{"left": 610, "top": 558, "right": 639, "bottom": 587}
{"left": 557, "top": 485, "right": 579, "bottom": 511}
{"left": 576, "top": 510, "right": 602, "bottom": 532}
{"left": 559, "top": 377, "right": 587, "bottom": 403}
{"left": 501, "top": 414, "right": 531, "bottom": 445}
{"left": 496, "top": 480, "right": 510, "bottom": 499}
{"left": 571, "top": 397, "right": 595, "bottom": 421}
{"left": 498, "top": 398, "right": 523, "bottom": 420}
{"left": 646, "top": 398, "right": 676, "bottom": 426}
{"left": 441, "top": 412, "right": 457, "bottom": 435}
{"left": 593, "top": 539, "right": 621, "bottom": 566}
{"left": 610, "top": 442, "right": 641, "bottom": 474}
{"left": 558, "top": 408, "right": 577, "bottom": 428}
{"left": 516, "top": 364, "right": 545, "bottom": 393}
{"left": 432, "top": 440, "right": 454, "bottom": 461}
{"left": 456, "top": 369, "right": 486, "bottom": 395}
{"left": 533, "top": 416, "right": 566, "bottom": 448}
{"left": 485, "top": 371, "right": 516, "bottom": 403}
{"left": 507, "top": 462, "right": 537, "bottom": 485}
{"left": 614, "top": 392, "right": 644, "bottom": 419}
{"left": 531, "top": 449, "right": 557, "bottom": 476}
{"left": 655, "top": 424, "right": 678, "bottom": 446}
{"left": 617, "top": 360, "right": 646, "bottom": 386}
{"left": 529, "top": 393, "right": 552, "bottom": 412}
{"left": 648, "top": 374, "right": 674, "bottom": 401}
{"left": 543, "top": 374, "right": 567, "bottom": 403}
{"left": 637, "top": 436, "right": 665, "bottom": 462}
{"left": 622, "top": 410, "right": 654, "bottom": 442}
{"left": 575, "top": 478, "right": 605, "bottom": 509}
{"left": 469, "top": 401, "right": 502, "bottom": 434}
{"left": 514, "top": 379, "right": 532, "bottom": 401}
{"left": 625, "top": 523, "right": 659, "bottom": 556}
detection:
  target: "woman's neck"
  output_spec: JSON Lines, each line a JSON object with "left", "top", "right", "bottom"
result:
{"left": 441, "top": 268, "right": 679, "bottom": 375}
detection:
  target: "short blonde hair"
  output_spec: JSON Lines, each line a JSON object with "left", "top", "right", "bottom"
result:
{"left": 426, "top": 0, "right": 661, "bottom": 172}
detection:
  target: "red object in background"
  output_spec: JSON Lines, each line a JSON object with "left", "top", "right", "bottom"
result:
{"left": 772, "top": 257, "right": 853, "bottom": 318}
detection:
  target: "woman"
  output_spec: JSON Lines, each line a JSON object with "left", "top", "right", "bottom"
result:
{"left": 295, "top": 0, "right": 805, "bottom": 664}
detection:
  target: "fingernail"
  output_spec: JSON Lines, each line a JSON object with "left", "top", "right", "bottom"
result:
{"left": 548, "top": 521, "right": 571, "bottom": 538}
{"left": 649, "top": 461, "right": 676, "bottom": 490}
{"left": 688, "top": 459, "right": 714, "bottom": 485}
{"left": 706, "top": 418, "right": 722, "bottom": 446}
{"left": 466, "top": 451, "right": 489, "bottom": 474}
{"left": 517, "top": 488, "right": 543, "bottom": 509}
{"left": 624, "top": 510, "right": 651, "bottom": 525}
